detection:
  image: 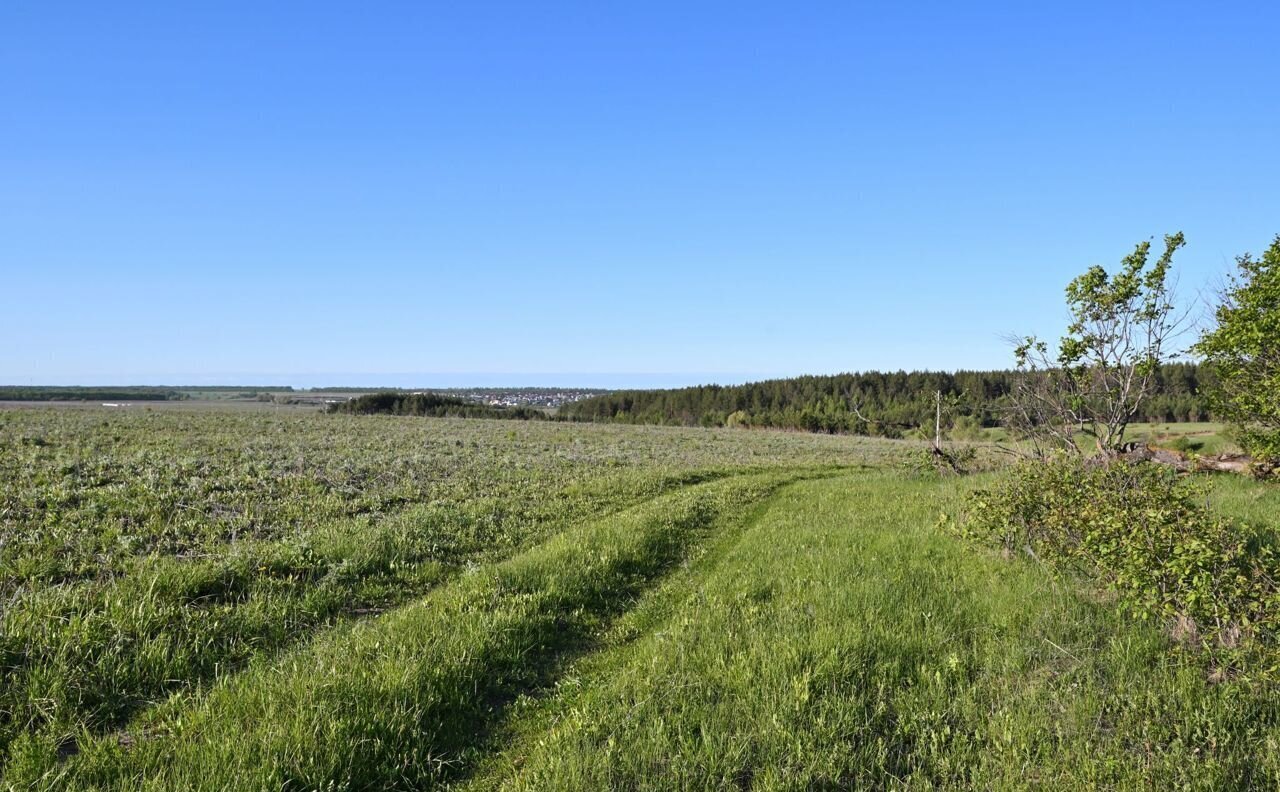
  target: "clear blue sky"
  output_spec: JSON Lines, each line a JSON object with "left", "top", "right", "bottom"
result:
{"left": 3, "top": 2, "right": 1278, "bottom": 388}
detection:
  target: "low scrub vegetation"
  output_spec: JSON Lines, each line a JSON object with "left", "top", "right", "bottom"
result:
{"left": 961, "top": 458, "right": 1280, "bottom": 678}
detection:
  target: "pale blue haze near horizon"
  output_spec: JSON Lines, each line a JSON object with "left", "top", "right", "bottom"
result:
{"left": 3, "top": 2, "right": 1278, "bottom": 388}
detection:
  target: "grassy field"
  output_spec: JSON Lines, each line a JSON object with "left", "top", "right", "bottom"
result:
{"left": 2, "top": 408, "right": 1277, "bottom": 788}
{"left": 981, "top": 421, "right": 1240, "bottom": 457}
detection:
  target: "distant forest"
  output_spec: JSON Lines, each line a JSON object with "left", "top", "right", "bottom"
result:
{"left": 331, "top": 392, "right": 546, "bottom": 421}
{"left": 0, "top": 386, "right": 189, "bottom": 402}
{"left": 558, "top": 364, "right": 1211, "bottom": 436}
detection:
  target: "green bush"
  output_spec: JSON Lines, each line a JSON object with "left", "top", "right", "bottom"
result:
{"left": 1164, "top": 435, "right": 1203, "bottom": 455}
{"left": 949, "top": 415, "right": 983, "bottom": 441}
{"left": 905, "top": 424, "right": 934, "bottom": 441}
{"left": 960, "top": 458, "right": 1280, "bottom": 676}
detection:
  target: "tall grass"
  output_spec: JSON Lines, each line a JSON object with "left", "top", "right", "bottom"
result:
{"left": 469, "top": 475, "right": 1280, "bottom": 789}
{"left": 1, "top": 408, "right": 900, "bottom": 770}
{"left": 5, "top": 408, "right": 1278, "bottom": 788}
{"left": 5, "top": 473, "right": 806, "bottom": 789}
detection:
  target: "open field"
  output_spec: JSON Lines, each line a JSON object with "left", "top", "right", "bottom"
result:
{"left": 1121, "top": 421, "right": 1238, "bottom": 456}
{"left": 980, "top": 421, "right": 1240, "bottom": 457}
{"left": 2, "top": 407, "right": 1277, "bottom": 788}
{"left": 0, "top": 399, "right": 324, "bottom": 414}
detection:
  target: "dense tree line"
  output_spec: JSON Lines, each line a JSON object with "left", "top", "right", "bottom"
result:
{"left": 331, "top": 392, "right": 545, "bottom": 421}
{"left": 176, "top": 386, "right": 295, "bottom": 392}
{"left": 0, "top": 387, "right": 188, "bottom": 402}
{"left": 558, "top": 364, "right": 1210, "bottom": 436}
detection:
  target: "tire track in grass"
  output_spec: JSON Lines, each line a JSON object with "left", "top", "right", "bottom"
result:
{"left": 468, "top": 474, "right": 1280, "bottom": 790}
{"left": 0, "top": 465, "right": 761, "bottom": 773}
{"left": 468, "top": 474, "right": 969, "bottom": 789}
{"left": 4, "top": 471, "right": 820, "bottom": 791}
{"left": 453, "top": 471, "right": 839, "bottom": 791}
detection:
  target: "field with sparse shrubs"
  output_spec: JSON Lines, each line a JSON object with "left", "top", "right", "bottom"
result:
{"left": 2, "top": 406, "right": 1277, "bottom": 789}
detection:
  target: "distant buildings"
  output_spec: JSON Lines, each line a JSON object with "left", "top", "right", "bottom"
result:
{"left": 451, "top": 389, "right": 602, "bottom": 409}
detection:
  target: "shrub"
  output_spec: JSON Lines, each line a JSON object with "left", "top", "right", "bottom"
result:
{"left": 960, "top": 458, "right": 1280, "bottom": 676}
{"left": 949, "top": 415, "right": 984, "bottom": 441}
{"left": 1164, "top": 435, "right": 1203, "bottom": 455}
{"left": 905, "top": 424, "right": 934, "bottom": 442}
{"left": 901, "top": 445, "right": 979, "bottom": 478}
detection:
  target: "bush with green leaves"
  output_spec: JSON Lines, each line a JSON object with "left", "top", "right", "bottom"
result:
{"left": 949, "top": 414, "right": 984, "bottom": 441}
{"left": 1164, "top": 434, "right": 1204, "bottom": 455}
{"left": 961, "top": 458, "right": 1280, "bottom": 676}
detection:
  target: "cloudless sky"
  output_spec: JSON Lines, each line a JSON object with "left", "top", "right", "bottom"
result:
{"left": 3, "top": 2, "right": 1278, "bottom": 387}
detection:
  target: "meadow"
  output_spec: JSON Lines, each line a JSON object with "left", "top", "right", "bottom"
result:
{"left": 978, "top": 421, "right": 1240, "bottom": 457}
{"left": 1, "top": 406, "right": 1277, "bottom": 789}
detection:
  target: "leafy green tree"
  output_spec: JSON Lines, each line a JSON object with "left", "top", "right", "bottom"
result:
{"left": 1194, "top": 235, "right": 1280, "bottom": 463}
{"left": 1010, "top": 232, "right": 1186, "bottom": 455}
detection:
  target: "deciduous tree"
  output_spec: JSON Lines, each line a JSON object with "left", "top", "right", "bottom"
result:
{"left": 1194, "top": 235, "right": 1280, "bottom": 464}
{"left": 1009, "top": 232, "right": 1186, "bottom": 456}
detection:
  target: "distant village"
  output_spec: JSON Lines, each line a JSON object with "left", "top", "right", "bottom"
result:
{"left": 303, "top": 387, "right": 609, "bottom": 410}
{"left": 0, "top": 385, "right": 610, "bottom": 411}
{"left": 430, "top": 388, "right": 606, "bottom": 409}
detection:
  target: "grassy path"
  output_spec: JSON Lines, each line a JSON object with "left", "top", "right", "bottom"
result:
{"left": 467, "top": 474, "right": 1280, "bottom": 790}
{"left": 8, "top": 472, "right": 1278, "bottom": 789}
{"left": 5, "top": 471, "right": 808, "bottom": 790}
{"left": 0, "top": 466, "right": 765, "bottom": 771}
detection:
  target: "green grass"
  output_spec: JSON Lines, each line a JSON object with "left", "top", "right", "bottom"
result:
{"left": 0, "top": 408, "right": 903, "bottom": 774}
{"left": 1207, "top": 473, "right": 1280, "bottom": 538}
{"left": 1124, "top": 421, "right": 1237, "bottom": 456}
{"left": 980, "top": 421, "right": 1236, "bottom": 455}
{"left": 5, "top": 472, "right": 810, "bottom": 788}
{"left": 2, "top": 407, "right": 1278, "bottom": 788}
{"left": 462, "top": 475, "right": 1279, "bottom": 789}
{"left": 977, "top": 422, "right": 1239, "bottom": 458}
